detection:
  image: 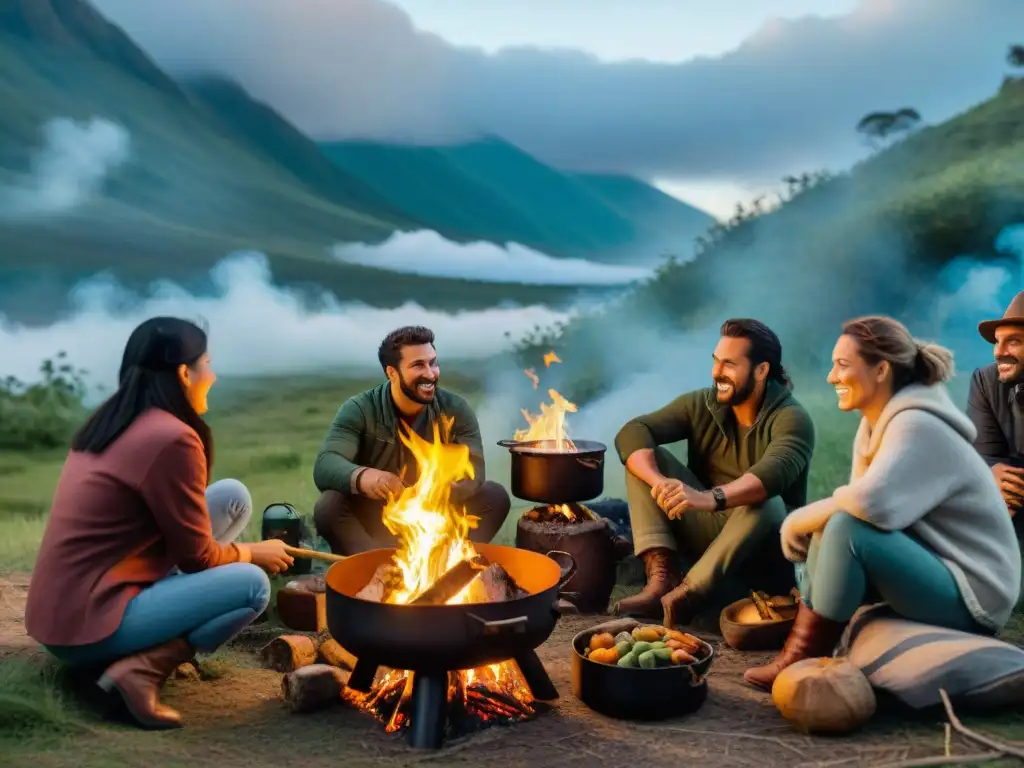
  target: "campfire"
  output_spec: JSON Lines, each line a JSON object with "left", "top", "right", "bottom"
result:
{"left": 342, "top": 421, "right": 540, "bottom": 738}
{"left": 523, "top": 502, "right": 596, "bottom": 525}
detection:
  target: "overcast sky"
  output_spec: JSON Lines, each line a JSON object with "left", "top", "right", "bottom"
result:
{"left": 91, "top": 0, "right": 1021, "bottom": 217}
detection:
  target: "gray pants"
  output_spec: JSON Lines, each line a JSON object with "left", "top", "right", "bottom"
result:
{"left": 626, "top": 447, "right": 793, "bottom": 601}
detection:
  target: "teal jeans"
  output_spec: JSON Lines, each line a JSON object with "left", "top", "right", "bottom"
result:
{"left": 798, "top": 511, "right": 982, "bottom": 633}
{"left": 44, "top": 480, "right": 271, "bottom": 666}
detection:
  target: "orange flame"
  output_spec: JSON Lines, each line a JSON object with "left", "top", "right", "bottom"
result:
{"left": 542, "top": 350, "right": 561, "bottom": 368}
{"left": 514, "top": 388, "right": 578, "bottom": 452}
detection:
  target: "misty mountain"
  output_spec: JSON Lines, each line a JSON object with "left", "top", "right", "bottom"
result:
{"left": 0, "top": 0, "right": 713, "bottom": 325}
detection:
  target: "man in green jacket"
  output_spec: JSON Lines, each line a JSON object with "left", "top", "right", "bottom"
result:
{"left": 613, "top": 318, "right": 816, "bottom": 627}
{"left": 312, "top": 326, "right": 511, "bottom": 554}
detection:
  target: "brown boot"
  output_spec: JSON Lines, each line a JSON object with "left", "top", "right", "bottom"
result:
{"left": 612, "top": 548, "right": 680, "bottom": 617}
{"left": 661, "top": 580, "right": 706, "bottom": 629}
{"left": 743, "top": 602, "right": 847, "bottom": 691}
{"left": 97, "top": 638, "right": 194, "bottom": 729}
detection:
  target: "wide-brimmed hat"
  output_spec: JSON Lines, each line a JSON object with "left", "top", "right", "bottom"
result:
{"left": 979, "top": 290, "right": 1024, "bottom": 344}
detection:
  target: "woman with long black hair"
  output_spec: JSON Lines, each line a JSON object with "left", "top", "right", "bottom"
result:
{"left": 25, "top": 317, "right": 294, "bottom": 729}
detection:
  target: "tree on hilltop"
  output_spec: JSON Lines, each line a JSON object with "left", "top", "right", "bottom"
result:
{"left": 856, "top": 108, "right": 922, "bottom": 149}
{"left": 1008, "top": 44, "right": 1024, "bottom": 68}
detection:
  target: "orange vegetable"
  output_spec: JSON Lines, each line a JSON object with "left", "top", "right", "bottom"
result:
{"left": 666, "top": 630, "right": 702, "bottom": 651}
{"left": 589, "top": 647, "right": 620, "bottom": 664}
{"left": 671, "top": 648, "right": 696, "bottom": 665}
{"left": 631, "top": 627, "right": 662, "bottom": 643}
{"left": 588, "top": 632, "right": 616, "bottom": 652}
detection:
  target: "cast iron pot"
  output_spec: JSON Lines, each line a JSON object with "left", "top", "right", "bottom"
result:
{"left": 496, "top": 438, "right": 606, "bottom": 504}
{"left": 324, "top": 543, "right": 576, "bottom": 671}
{"left": 571, "top": 619, "right": 715, "bottom": 720}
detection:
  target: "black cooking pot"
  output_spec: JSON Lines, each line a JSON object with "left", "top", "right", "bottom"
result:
{"left": 324, "top": 543, "right": 576, "bottom": 671}
{"left": 496, "top": 438, "right": 606, "bottom": 503}
{"left": 570, "top": 619, "right": 715, "bottom": 720}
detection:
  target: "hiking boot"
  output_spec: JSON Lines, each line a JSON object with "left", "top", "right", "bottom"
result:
{"left": 612, "top": 548, "right": 680, "bottom": 617}
{"left": 661, "top": 580, "right": 706, "bottom": 629}
{"left": 743, "top": 602, "right": 847, "bottom": 691}
{"left": 97, "top": 637, "right": 194, "bottom": 729}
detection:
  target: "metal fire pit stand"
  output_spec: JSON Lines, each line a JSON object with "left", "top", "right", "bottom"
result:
{"left": 346, "top": 650, "right": 559, "bottom": 749}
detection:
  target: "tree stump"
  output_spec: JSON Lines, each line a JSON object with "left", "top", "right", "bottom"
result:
{"left": 516, "top": 514, "right": 616, "bottom": 613}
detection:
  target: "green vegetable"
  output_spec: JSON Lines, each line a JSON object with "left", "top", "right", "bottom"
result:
{"left": 615, "top": 641, "right": 632, "bottom": 657}
{"left": 614, "top": 631, "right": 634, "bottom": 645}
{"left": 632, "top": 641, "right": 652, "bottom": 655}
{"left": 649, "top": 641, "right": 666, "bottom": 650}
{"left": 617, "top": 651, "right": 639, "bottom": 668}
{"left": 638, "top": 650, "right": 657, "bottom": 669}
{"left": 651, "top": 648, "right": 673, "bottom": 665}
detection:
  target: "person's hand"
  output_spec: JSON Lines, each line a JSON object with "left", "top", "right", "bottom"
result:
{"left": 992, "top": 464, "right": 1024, "bottom": 512}
{"left": 651, "top": 477, "right": 714, "bottom": 519}
{"left": 247, "top": 539, "right": 294, "bottom": 575}
{"left": 780, "top": 517, "right": 810, "bottom": 563}
{"left": 360, "top": 468, "right": 406, "bottom": 501}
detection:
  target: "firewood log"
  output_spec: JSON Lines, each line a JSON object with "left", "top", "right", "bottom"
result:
{"left": 478, "top": 562, "right": 529, "bottom": 602}
{"left": 317, "top": 638, "right": 357, "bottom": 670}
{"left": 281, "top": 664, "right": 349, "bottom": 713}
{"left": 409, "top": 554, "right": 491, "bottom": 605}
{"left": 260, "top": 634, "right": 318, "bottom": 672}
{"left": 355, "top": 563, "right": 405, "bottom": 602}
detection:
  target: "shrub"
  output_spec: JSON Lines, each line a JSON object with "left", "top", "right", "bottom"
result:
{"left": 0, "top": 353, "right": 89, "bottom": 451}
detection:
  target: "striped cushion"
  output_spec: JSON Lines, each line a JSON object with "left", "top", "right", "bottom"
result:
{"left": 839, "top": 604, "right": 1024, "bottom": 710}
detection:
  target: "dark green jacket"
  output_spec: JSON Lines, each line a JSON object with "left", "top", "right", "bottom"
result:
{"left": 614, "top": 380, "right": 815, "bottom": 510}
{"left": 313, "top": 383, "right": 485, "bottom": 494}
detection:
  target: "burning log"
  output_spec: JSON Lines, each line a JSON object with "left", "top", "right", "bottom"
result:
{"left": 523, "top": 503, "right": 595, "bottom": 524}
{"left": 355, "top": 563, "right": 405, "bottom": 602}
{"left": 409, "top": 554, "right": 490, "bottom": 605}
{"left": 478, "top": 562, "right": 529, "bottom": 602}
{"left": 261, "top": 634, "right": 319, "bottom": 672}
{"left": 282, "top": 664, "right": 349, "bottom": 713}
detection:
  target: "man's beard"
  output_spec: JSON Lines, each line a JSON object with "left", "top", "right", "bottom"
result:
{"left": 714, "top": 374, "right": 756, "bottom": 406}
{"left": 400, "top": 372, "right": 438, "bottom": 405}
{"left": 996, "top": 355, "right": 1024, "bottom": 385}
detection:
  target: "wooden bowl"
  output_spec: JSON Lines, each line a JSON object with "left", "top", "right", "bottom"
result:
{"left": 719, "top": 597, "right": 798, "bottom": 651}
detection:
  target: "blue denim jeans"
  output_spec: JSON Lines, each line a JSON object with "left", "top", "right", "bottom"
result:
{"left": 44, "top": 479, "right": 271, "bottom": 666}
{"left": 798, "top": 511, "right": 981, "bottom": 632}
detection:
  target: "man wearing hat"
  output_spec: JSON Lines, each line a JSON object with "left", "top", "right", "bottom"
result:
{"left": 966, "top": 290, "right": 1024, "bottom": 528}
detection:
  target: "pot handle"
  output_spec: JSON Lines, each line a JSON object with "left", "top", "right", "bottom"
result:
{"left": 466, "top": 612, "right": 529, "bottom": 638}
{"left": 496, "top": 439, "right": 524, "bottom": 448}
{"left": 546, "top": 550, "right": 577, "bottom": 589}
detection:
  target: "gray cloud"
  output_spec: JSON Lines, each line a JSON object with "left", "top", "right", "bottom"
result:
{"left": 91, "top": 0, "right": 1021, "bottom": 183}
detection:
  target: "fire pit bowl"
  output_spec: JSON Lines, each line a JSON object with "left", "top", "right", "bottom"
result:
{"left": 324, "top": 543, "right": 575, "bottom": 672}
{"left": 497, "top": 438, "right": 606, "bottom": 503}
{"left": 570, "top": 619, "right": 714, "bottom": 721}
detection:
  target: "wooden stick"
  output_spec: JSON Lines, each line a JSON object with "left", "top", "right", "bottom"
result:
{"left": 283, "top": 546, "right": 346, "bottom": 563}
{"left": 409, "top": 554, "right": 490, "bottom": 605}
{"left": 939, "top": 688, "right": 1024, "bottom": 760}
{"left": 871, "top": 752, "right": 1006, "bottom": 768}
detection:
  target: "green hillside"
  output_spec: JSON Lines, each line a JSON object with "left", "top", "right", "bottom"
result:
{"left": 320, "top": 137, "right": 714, "bottom": 263}
{"left": 516, "top": 78, "right": 1024, "bottom": 400}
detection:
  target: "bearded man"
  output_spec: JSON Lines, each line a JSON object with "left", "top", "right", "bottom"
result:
{"left": 312, "top": 326, "right": 511, "bottom": 554}
{"left": 966, "top": 290, "right": 1024, "bottom": 530}
{"left": 613, "top": 318, "right": 816, "bottom": 627}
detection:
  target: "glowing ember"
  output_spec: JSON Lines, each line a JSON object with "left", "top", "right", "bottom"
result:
{"left": 514, "top": 388, "right": 578, "bottom": 452}
{"left": 344, "top": 422, "right": 536, "bottom": 733}
{"left": 523, "top": 503, "right": 595, "bottom": 524}
{"left": 543, "top": 350, "right": 561, "bottom": 368}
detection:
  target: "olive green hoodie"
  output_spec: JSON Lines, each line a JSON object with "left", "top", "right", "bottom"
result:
{"left": 615, "top": 380, "right": 816, "bottom": 510}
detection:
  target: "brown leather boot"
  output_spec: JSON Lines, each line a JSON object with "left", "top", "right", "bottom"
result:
{"left": 97, "top": 638, "right": 194, "bottom": 729}
{"left": 612, "top": 548, "right": 680, "bottom": 617}
{"left": 743, "top": 602, "right": 848, "bottom": 691}
{"left": 661, "top": 580, "right": 706, "bottom": 629}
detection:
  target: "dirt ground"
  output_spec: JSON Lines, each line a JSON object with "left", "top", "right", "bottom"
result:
{"left": 1, "top": 574, "right": 1020, "bottom": 768}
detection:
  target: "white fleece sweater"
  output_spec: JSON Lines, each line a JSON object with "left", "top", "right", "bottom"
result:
{"left": 821, "top": 383, "right": 1021, "bottom": 632}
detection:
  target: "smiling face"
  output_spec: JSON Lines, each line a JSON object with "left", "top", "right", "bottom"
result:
{"left": 389, "top": 342, "right": 439, "bottom": 405}
{"left": 177, "top": 353, "right": 216, "bottom": 415}
{"left": 826, "top": 334, "right": 891, "bottom": 413}
{"left": 711, "top": 335, "right": 762, "bottom": 406}
{"left": 993, "top": 325, "right": 1024, "bottom": 384}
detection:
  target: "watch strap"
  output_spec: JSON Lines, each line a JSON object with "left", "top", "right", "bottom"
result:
{"left": 711, "top": 486, "right": 727, "bottom": 511}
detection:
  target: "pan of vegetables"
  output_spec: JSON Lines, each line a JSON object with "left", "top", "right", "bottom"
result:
{"left": 571, "top": 618, "right": 715, "bottom": 720}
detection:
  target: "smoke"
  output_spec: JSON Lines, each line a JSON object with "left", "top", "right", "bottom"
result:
{"left": 0, "top": 117, "right": 130, "bottom": 219}
{"left": 331, "top": 230, "right": 654, "bottom": 285}
{"left": 0, "top": 252, "right": 574, "bottom": 397}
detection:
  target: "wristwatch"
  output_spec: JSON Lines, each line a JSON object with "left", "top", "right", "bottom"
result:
{"left": 711, "top": 486, "right": 727, "bottom": 512}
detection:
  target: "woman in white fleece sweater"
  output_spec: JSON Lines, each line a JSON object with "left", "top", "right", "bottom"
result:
{"left": 745, "top": 315, "right": 1021, "bottom": 691}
